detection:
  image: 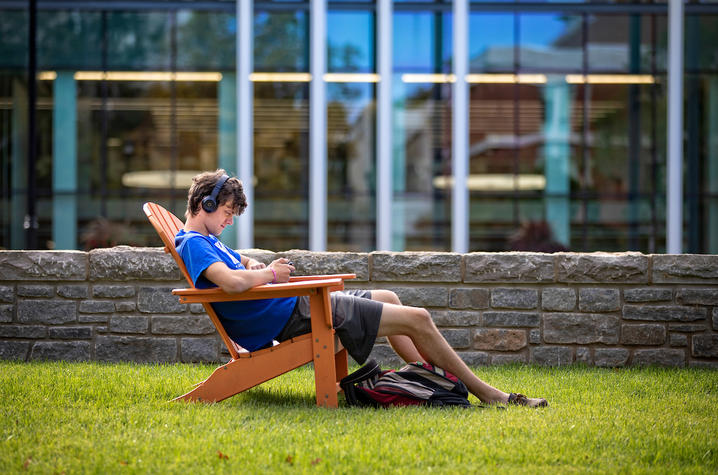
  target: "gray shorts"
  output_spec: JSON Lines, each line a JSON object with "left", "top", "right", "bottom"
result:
{"left": 275, "top": 289, "right": 383, "bottom": 364}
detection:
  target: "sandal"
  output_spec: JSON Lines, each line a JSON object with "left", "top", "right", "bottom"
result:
{"left": 508, "top": 393, "right": 548, "bottom": 408}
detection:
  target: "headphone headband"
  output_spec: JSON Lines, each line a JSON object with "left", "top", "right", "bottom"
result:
{"left": 201, "top": 174, "right": 230, "bottom": 213}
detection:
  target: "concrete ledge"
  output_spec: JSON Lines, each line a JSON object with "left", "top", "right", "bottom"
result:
{"left": 1, "top": 248, "right": 717, "bottom": 367}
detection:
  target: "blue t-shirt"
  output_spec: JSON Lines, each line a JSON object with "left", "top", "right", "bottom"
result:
{"left": 175, "top": 229, "right": 297, "bottom": 351}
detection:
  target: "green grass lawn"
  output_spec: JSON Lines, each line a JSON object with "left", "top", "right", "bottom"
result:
{"left": 1, "top": 361, "right": 717, "bottom": 474}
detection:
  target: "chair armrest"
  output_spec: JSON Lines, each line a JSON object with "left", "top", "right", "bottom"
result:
{"left": 173, "top": 277, "right": 346, "bottom": 304}
{"left": 289, "top": 273, "right": 356, "bottom": 282}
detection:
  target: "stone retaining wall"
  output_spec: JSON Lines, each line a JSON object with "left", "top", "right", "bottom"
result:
{"left": 1, "top": 247, "right": 717, "bottom": 367}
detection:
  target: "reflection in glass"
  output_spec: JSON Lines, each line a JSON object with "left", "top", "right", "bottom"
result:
{"left": 327, "top": 82, "right": 376, "bottom": 251}
{"left": 519, "top": 14, "right": 582, "bottom": 72}
{"left": 107, "top": 12, "right": 171, "bottom": 70}
{"left": 253, "top": 82, "right": 309, "bottom": 250}
{"left": 254, "top": 10, "right": 308, "bottom": 73}
{"left": 394, "top": 11, "right": 453, "bottom": 73}
{"left": 469, "top": 13, "right": 514, "bottom": 73}
{"left": 327, "top": 10, "right": 374, "bottom": 73}
{"left": 394, "top": 80, "right": 452, "bottom": 251}
{"left": 177, "top": 11, "right": 236, "bottom": 70}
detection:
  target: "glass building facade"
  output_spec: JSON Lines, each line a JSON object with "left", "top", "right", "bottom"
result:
{"left": 1, "top": 0, "right": 717, "bottom": 254}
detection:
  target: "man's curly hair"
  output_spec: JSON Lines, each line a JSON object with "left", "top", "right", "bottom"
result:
{"left": 185, "top": 169, "right": 247, "bottom": 218}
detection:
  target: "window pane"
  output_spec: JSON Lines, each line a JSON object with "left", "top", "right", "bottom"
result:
{"left": 327, "top": 82, "right": 376, "bottom": 251}
{"left": 38, "top": 11, "right": 102, "bottom": 69}
{"left": 394, "top": 11, "right": 453, "bottom": 73}
{"left": 519, "top": 14, "right": 582, "bottom": 72}
{"left": 328, "top": 10, "right": 374, "bottom": 73}
{"left": 177, "top": 11, "right": 236, "bottom": 70}
{"left": 0, "top": 10, "right": 28, "bottom": 68}
{"left": 470, "top": 13, "right": 514, "bottom": 73}
{"left": 107, "top": 12, "right": 171, "bottom": 70}
{"left": 394, "top": 80, "right": 452, "bottom": 251}
{"left": 254, "top": 11, "right": 308, "bottom": 72}
{"left": 253, "top": 82, "right": 309, "bottom": 250}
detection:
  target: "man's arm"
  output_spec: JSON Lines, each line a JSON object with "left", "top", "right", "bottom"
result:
{"left": 241, "top": 255, "right": 266, "bottom": 270}
{"left": 204, "top": 258, "right": 295, "bottom": 294}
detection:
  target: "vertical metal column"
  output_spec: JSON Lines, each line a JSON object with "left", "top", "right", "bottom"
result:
{"left": 667, "top": 0, "right": 684, "bottom": 254}
{"left": 237, "top": 0, "right": 254, "bottom": 249}
{"left": 452, "top": 0, "right": 469, "bottom": 253}
{"left": 310, "top": 0, "right": 327, "bottom": 251}
{"left": 376, "top": 0, "right": 392, "bottom": 251}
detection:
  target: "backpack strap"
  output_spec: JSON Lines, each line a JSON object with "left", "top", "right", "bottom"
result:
{"left": 340, "top": 359, "right": 381, "bottom": 406}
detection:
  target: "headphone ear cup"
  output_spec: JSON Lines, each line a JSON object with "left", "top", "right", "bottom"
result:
{"left": 201, "top": 196, "right": 217, "bottom": 213}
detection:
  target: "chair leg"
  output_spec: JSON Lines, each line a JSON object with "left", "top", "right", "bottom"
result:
{"left": 309, "top": 289, "right": 340, "bottom": 408}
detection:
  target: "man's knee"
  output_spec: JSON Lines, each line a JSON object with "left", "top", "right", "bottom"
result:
{"left": 371, "top": 289, "right": 401, "bottom": 305}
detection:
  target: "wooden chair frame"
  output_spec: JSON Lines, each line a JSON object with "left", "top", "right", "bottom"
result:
{"left": 143, "top": 202, "right": 352, "bottom": 407}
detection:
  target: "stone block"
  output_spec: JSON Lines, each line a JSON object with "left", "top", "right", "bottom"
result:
{"left": 491, "top": 354, "right": 527, "bottom": 365}
{"left": 89, "top": 246, "right": 180, "bottom": 281}
{"left": 543, "top": 313, "right": 619, "bottom": 344}
{"left": 48, "top": 327, "right": 93, "bottom": 339}
{"left": 181, "top": 337, "right": 219, "bottom": 362}
{"left": 578, "top": 288, "right": 620, "bottom": 312}
{"left": 484, "top": 312, "right": 539, "bottom": 328}
{"left": 115, "top": 302, "right": 136, "bottom": 312}
{"left": 676, "top": 289, "right": 718, "bottom": 306}
{"left": 491, "top": 288, "right": 538, "bottom": 309}
{"left": 692, "top": 334, "right": 718, "bottom": 358}
{"left": 620, "top": 324, "right": 666, "bottom": 345}
{"left": 190, "top": 304, "right": 206, "bottom": 314}
{"left": 78, "top": 314, "right": 109, "bottom": 323}
{"left": 623, "top": 288, "right": 672, "bottom": 303}
{"left": 18, "top": 300, "right": 76, "bottom": 324}
{"left": 473, "top": 329, "right": 527, "bottom": 351}
{"left": 541, "top": 288, "right": 576, "bottom": 311}
{"left": 440, "top": 329, "right": 471, "bottom": 349}
{"left": 531, "top": 346, "right": 573, "bottom": 366}
{"left": 0, "top": 305, "right": 12, "bottom": 323}
{"left": 371, "top": 252, "right": 461, "bottom": 282}
{"left": 0, "top": 285, "right": 14, "bottom": 303}
{"left": 431, "top": 311, "right": 481, "bottom": 327}
{"left": 95, "top": 335, "right": 177, "bottom": 363}
{"left": 138, "top": 287, "right": 186, "bottom": 314}
{"left": 109, "top": 315, "right": 149, "bottom": 334}
{"left": 458, "top": 351, "right": 489, "bottom": 366}
{"left": 464, "top": 253, "right": 554, "bottom": 283}
{"left": 529, "top": 329, "right": 541, "bottom": 344}
{"left": 690, "top": 361, "right": 718, "bottom": 369}
{"left": 92, "top": 285, "right": 136, "bottom": 298}
{"left": 151, "top": 315, "right": 216, "bottom": 335}
{"left": 0, "top": 341, "right": 30, "bottom": 360}
{"left": 669, "top": 333, "right": 687, "bottom": 347}
{"left": 652, "top": 254, "right": 718, "bottom": 283}
{"left": 0, "top": 250, "right": 87, "bottom": 281}
{"left": 0, "top": 325, "right": 46, "bottom": 338}
{"left": 280, "top": 250, "right": 369, "bottom": 281}
{"left": 17, "top": 285, "right": 54, "bottom": 297}
{"left": 594, "top": 348, "right": 629, "bottom": 367}
{"left": 449, "top": 288, "right": 489, "bottom": 309}
{"left": 392, "top": 287, "right": 448, "bottom": 307}
{"left": 57, "top": 285, "right": 89, "bottom": 299}
{"left": 30, "top": 341, "right": 90, "bottom": 361}
{"left": 557, "top": 252, "right": 648, "bottom": 283}
{"left": 576, "top": 347, "right": 591, "bottom": 364}
{"left": 623, "top": 305, "right": 706, "bottom": 322}
{"left": 632, "top": 349, "right": 685, "bottom": 367}
{"left": 668, "top": 323, "right": 706, "bottom": 333}
{"left": 78, "top": 300, "right": 116, "bottom": 314}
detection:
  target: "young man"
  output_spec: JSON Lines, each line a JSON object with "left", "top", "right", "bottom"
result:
{"left": 176, "top": 170, "right": 548, "bottom": 407}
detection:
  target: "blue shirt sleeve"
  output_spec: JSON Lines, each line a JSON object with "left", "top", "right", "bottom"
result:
{"left": 178, "top": 235, "right": 222, "bottom": 288}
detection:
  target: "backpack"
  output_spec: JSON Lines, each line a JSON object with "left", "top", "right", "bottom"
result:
{"left": 340, "top": 359, "right": 472, "bottom": 408}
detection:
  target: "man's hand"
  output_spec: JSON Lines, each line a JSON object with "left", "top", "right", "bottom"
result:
{"left": 246, "top": 258, "right": 266, "bottom": 270}
{"left": 268, "top": 258, "right": 295, "bottom": 283}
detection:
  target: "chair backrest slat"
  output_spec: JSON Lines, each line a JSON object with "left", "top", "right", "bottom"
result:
{"left": 143, "top": 202, "right": 241, "bottom": 359}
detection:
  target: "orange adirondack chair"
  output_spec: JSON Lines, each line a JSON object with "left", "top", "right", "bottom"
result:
{"left": 143, "top": 202, "right": 352, "bottom": 407}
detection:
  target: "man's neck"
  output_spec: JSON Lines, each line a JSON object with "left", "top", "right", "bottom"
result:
{"left": 184, "top": 216, "right": 209, "bottom": 236}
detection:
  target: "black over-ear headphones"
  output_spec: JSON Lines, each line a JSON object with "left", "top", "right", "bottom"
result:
{"left": 201, "top": 174, "right": 229, "bottom": 213}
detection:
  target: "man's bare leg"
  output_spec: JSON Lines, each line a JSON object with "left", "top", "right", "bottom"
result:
{"left": 370, "top": 290, "right": 426, "bottom": 363}
{"left": 375, "top": 298, "right": 547, "bottom": 407}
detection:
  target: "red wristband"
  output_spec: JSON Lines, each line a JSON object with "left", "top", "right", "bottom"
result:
{"left": 270, "top": 268, "right": 277, "bottom": 284}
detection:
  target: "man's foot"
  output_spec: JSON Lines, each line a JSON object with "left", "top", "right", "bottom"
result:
{"left": 508, "top": 393, "right": 548, "bottom": 408}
